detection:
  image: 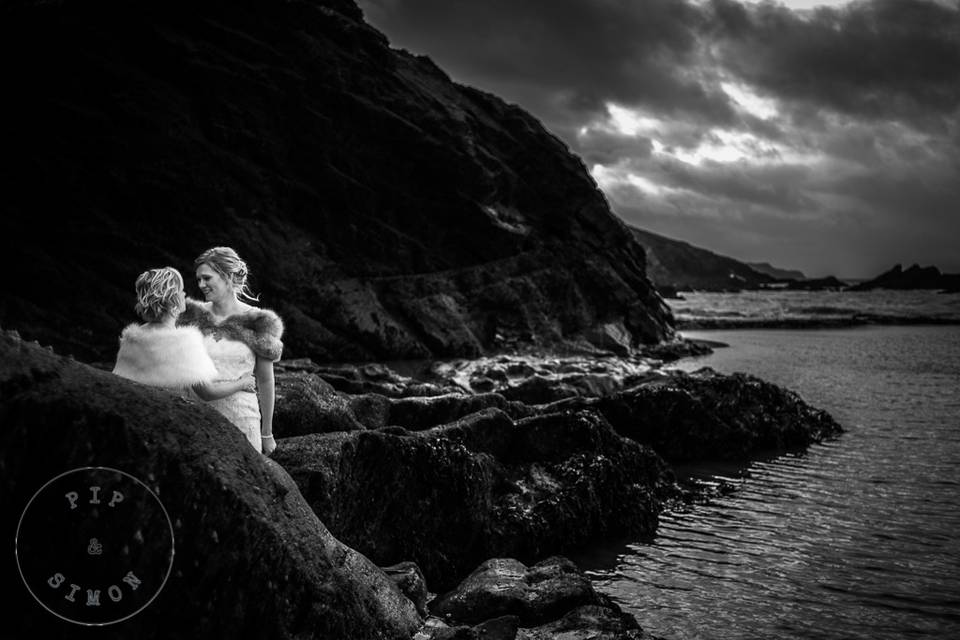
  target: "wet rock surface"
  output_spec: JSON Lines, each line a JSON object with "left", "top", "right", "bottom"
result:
{"left": 430, "top": 557, "right": 607, "bottom": 626}
{"left": 272, "top": 407, "right": 674, "bottom": 590}
{"left": 555, "top": 367, "right": 843, "bottom": 463}
{"left": 424, "top": 353, "right": 663, "bottom": 404}
{"left": 415, "top": 557, "right": 654, "bottom": 640}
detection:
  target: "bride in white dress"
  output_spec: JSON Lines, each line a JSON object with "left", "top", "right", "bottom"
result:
{"left": 177, "top": 247, "right": 284, "bottom": 455}
{"left": 112, "top": 267, "right": 255, "bottom": 402}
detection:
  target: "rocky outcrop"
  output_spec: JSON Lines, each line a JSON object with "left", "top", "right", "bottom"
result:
{"left": 425, "top": 353, "right": 667, "bottom": 405}
{"left": 273, "top": 348, "right": 716, "bottom": 438}
{"left": 847, "top": 263, "right": 960, "bottom": 291}
{"left": 300, "top": 361, "right": 461, "bottom": 398}
{"left": 0, "top": 331, "right": 421, "bottom": 640}
{"left": 274, "top": 360, "right": 537, "bottom": 435}
{"left": 274, "top": 355, "right": 841, "bottom": 466}
{"left": 0, "top": 0, "right": 672, "bottom": 364}
{"left": 552, "top": 368, "right": 843, "bottom": 463}
{"left": 269, "top": 355, "right": 843, "bottom": 592}
{"left": 418, "top": 557, "right": 651, "bottom": 640}
{"left": 271, "top": 408, "right": 675, "bottom": 590}
{"left": 430, "top": 557, "right": 613, "bottom": 626}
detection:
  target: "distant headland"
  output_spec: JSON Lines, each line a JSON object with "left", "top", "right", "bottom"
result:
{"left": 631, "top": 226, "right": 959, "bottom": 295}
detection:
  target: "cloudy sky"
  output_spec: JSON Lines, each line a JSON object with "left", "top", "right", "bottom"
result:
{"left": 358, "top": 0, "right": 959, "bottom": 278}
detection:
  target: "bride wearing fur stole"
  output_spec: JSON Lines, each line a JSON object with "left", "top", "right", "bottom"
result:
{"left": 113, "top": 268, "right": 255, "bottom": 403}
{"left": 177, "top": 247, "right": 283, "bottom": 456}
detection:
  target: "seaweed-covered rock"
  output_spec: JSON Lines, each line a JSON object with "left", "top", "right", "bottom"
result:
{"left": 380, "top": 392, "right": 534, "bottom": 430}
{"left": 0, "top": 331, "right": 420, "bottom": 640}
{"left": 430, "top": 557, "right": 599, "bottom": 626}
{"left": 519, "top": 605, "right": 650, "bottom": 639}
{"left": 272, "top": 408, "right": 673, "bottom": 589}
{"left": 427, "top": 354, "right": 664, "bottom": 405}
{"left": 418, "top": 557, "right": 650, "bottom": 640}
{"left": 588, "top": 368, "right": 843, "bottom": 462}
{"left": 274, "top": 366, "right": 536, "bottom": 434}
{"left": 274, "top": 371, "right": 366, "bottom": 436}
{"left": 314, "top": 363, "right": 459, "bottom": 398}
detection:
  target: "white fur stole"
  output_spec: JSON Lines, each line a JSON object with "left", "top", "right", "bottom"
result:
{"left": 113, "top": 324, "right": 218, "bottom": 388}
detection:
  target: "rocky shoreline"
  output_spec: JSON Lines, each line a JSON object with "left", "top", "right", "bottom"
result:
{"left": 1, "top": 329, "right": 842, "bottom": 639}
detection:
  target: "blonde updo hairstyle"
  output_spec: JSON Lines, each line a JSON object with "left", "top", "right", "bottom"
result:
{"left": 134, "top": 267, "right": 185, "bottom": 322}
{"left": 194, "top": 246, "right": 260, "bottom": 302}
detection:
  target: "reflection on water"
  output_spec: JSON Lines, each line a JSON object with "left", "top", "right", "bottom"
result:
{"left": 575, "top": 326, "right": 960, "bottom": 640}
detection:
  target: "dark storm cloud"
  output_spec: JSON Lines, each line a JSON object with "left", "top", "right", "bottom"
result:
{"left": 710, "top": 0, "right": 960, "bottom": 128}
{"left": 359, "top": 0, "right": 739, "bottom": 126}
{"left": 643, "top": 157, "right": 819, "bottom": 213}
{"left": 575, "top": 130, "right": 655, "bottom": 166}
{"left": 363, "top": 0, "right": 960, "bottom": 131}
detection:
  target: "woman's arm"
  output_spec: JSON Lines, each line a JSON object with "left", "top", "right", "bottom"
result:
{"left": 192, "top": 375, "right": 255, "bottom": 401}
{"left": 254, "top": 356, "right": 276, "bottom": 455}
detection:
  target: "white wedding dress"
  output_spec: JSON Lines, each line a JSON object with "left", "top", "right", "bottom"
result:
{"left": 203, "top": 334, "right": 262, "bottom": 453}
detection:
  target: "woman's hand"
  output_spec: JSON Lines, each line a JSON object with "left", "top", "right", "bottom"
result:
{"left": 239, "top": 374, "right": 256, "bottom": 392}
{"left": 262, "top": 434, "right": 277, "bottom": 456}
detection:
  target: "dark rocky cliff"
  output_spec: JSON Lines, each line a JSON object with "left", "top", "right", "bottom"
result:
{"left": 0, "top": 0, "right": 672, "bottom": 363}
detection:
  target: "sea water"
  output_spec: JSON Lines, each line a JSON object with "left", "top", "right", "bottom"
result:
{"left": 575, "top": 322, "right": 960, "bottom": 639}
{"left": 669, "top": 289, "right": 960, "bottom": 326}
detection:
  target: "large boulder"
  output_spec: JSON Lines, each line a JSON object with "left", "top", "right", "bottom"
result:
{"left": 0, "top": 331, "right": 421, "bottom": 640}
{"left": 272, "top": 408, "right": 674, "bottom": 589}
{"left": 0, "top": 0, "right": 673, "bottom": 364}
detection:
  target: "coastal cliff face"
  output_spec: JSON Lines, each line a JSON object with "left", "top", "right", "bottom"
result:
{"left": 0, "top": 0, "right": 672, "bottom": 363}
